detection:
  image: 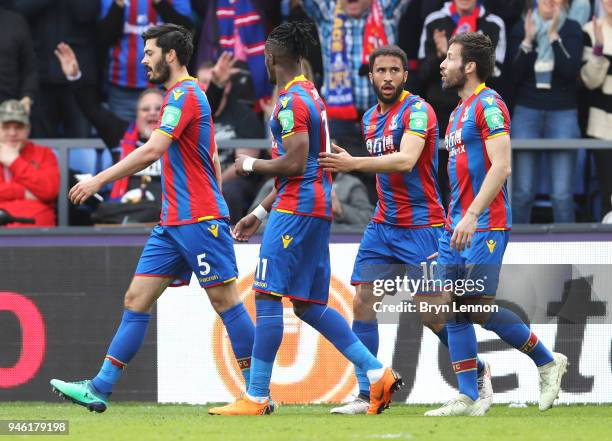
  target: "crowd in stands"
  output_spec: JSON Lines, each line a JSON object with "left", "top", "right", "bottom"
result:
{"left": 0, "top": 0, "right": 610, "bottom": 228}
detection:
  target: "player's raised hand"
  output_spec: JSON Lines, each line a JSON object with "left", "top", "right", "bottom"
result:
{"left": 55, "top": 42, "right": 80, "bottom": 79}
{"left": 450, "top": 211, "right": 478, "bottom": 252}
{"left": 69, "top": 175, "right": 102, "bottom": 205}
{"left": 232, "top": 213, "right": 262, "bottom": 242}
{"left": 318, "top": 144, "right": 355, "bottom": 172}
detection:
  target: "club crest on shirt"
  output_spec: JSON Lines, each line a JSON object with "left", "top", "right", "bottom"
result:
{"left": 461, "top": 105, "right": 471, "bottom": 122}
{"left": 389, "top": 113, "right": 399, "bottom": 130}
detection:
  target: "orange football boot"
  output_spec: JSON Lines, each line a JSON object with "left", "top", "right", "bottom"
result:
{"left": 367, "top": 368, "right": 404, "bottom": 415}
{"left": 208, "top": 396, "right": 273, "bottom": 416}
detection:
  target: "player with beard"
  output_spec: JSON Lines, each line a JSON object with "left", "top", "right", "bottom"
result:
{"left": 50, "top": 24, "right": 256, "bottom": 413}
{"left": 424, "top": 32, "right": 567, "bottom": 416}
{"left": 318, "top": 45, "right": 492, "bottom": 414}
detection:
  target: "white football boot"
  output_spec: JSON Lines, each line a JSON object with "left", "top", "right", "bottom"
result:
{"left": 424, "top": 394, "right": 486, "bottom": 416}
{"left": 330, "top": 395, "right": 370, "bottom": 414}
{"left": 538, "top": 352, "right": 568, "bottom": 411}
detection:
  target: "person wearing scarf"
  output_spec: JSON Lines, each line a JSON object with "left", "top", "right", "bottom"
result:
{"left": 509, "top": 0, "right": 586, "bottom": 223}
{"left": 303, "top": 0, "right": 409, "bottom": 142}
{"left": 216, "top": 0, "right": 273, "bottom": 103}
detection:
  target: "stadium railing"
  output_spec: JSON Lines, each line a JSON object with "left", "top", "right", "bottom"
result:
{"left": 30, "top": 138, "right": 612, "bottom": 228}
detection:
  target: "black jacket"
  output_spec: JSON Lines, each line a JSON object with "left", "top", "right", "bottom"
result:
{"left": 0, "top": 8, "right": 37, "bottom": 102}
{"left": 418, "top": 3, "right": 506, "bottom": 133}
{"left": 16, "top": 0, "right": 99, "bottom": 85}
{"left": 508, "top": 18, "right": 584, "bottom": 110}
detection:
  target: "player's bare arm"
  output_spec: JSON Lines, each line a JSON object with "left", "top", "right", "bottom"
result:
{"left": 213, "top": 149, "right": 223, "bottom": 192}
{"left": 319, "top": 132, "right": 426, "bottom": 173}
{"left": 451, "top": 134, "right": 511, "bottom": 251}
{"left": 235, "top": 132, "right": 309, "bottom": 177}
{"left": 232, "top": 188, "right": 278, "bottom": 243}
{"left": 69, "top": 130, "right": 172, "bottom": 205}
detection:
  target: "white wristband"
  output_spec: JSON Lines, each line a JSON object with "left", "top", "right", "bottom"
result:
{"left": 242, "top": 157, "right": 257, "bottom": 173}
{"left": 251, "top": 204, "right": 268, "bottom": 222}
{"left": 67, "top": 70, "right": 83, "bottom": 82}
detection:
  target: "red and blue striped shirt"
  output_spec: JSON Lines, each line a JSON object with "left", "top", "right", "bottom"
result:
{"left": 362, "top": 91, "right": 445, "bottom": 227}
{"left": 101, "top": 0, "right": 192, "bottom": 89}
{"left": 269, "top": 75, "right": 333, "bottom": 219}
{"left": 445, "top": 83, "right": 512, "bottom": 231}
{"left": 155, "top": 76, "right": 228, "bottom": 225}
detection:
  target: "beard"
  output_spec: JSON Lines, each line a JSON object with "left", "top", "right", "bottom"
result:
{"left": 374, "top": 82, "right": 404, "bottom": 105}
{"left": 441, "top": 68, "right": 468, "bottom": 91}
{"left": 148, "top": 59, "right": 171, "bottom": 85}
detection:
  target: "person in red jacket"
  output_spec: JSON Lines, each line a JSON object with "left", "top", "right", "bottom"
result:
{"left": 0, "top": 100, "right": 59, "bottom": 227}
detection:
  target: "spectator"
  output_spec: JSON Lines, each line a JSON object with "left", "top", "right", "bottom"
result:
{"left": 509, "top": 0, "right": 584, "bottom": 223}
{"left": 55, "top": 42, "right": 234, "bottom": 224}
{"left": 420, "top": 0, "right": 525, "bottom": 31}
{"left": 15, "top": 0, "right": 99, "bottom": 138}
{"left": 418, "top": 0, "right": 506, "bottom": 133}
{"left": 249, "top": 172, "right": 373, "bottom": 228}
{"left": 0, "top": 6, "right": 37, "bottom": 112}
{"left": 197, "top": 56, "right": 267, "bottom": 223}
{"left": 0, "top": 100, "right": 59, "bottom": 227}
{"left": 98, "top": 0, "right": 192, "bottom": 122}
{"left": 301, "top": 0, "right": 409, "bottom": 148}
{"left": 418, "top": 0, "right": 506, "bottom": 207}
{"left": 581, "top": 0, "right": 612, "bottom": 219}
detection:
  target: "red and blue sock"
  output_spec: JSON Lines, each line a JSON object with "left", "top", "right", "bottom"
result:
{"left": 447, "top": 321, "right": 479, "bottom": 401}
{"left": 483, "top": 308, "right": 554, "bottom": 366}
{"left": 91, "top": 309, "right": 150, "bottom": 397}
{"left": 219, "top": 303, "right": 255, "bottom": 387}
{"left": 434, "top": 325, "right": 485, "bottom": 376}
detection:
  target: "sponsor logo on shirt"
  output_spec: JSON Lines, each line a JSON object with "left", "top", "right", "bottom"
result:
{"left": 366, "top": 135, "right": 396, "bottom": 156}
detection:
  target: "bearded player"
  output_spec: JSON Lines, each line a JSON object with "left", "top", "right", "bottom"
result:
{"left": 424, "top": 32, "right": 567, "bottom": 416}
{"left": 319, "top": 44, "right": 492, "bottom": 414}
{"left": 50, "top": 24, "right": 255, "bottom": 412}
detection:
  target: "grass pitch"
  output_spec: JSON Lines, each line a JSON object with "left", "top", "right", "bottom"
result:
{"left": 3, "top": 402, "right": 611, "bottom": 441}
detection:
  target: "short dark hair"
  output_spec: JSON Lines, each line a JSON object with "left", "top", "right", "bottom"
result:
{"left": 266, "top": 21, "right": 318, "bottom": 61}
{"left": 448, "top": 32, "right": 494, "bottom": 82}
{"left": 368, "top": 45, "right": 408, "bottom": 72}
{"left": 142, "top": 24, "right": 193, "bottom": 66}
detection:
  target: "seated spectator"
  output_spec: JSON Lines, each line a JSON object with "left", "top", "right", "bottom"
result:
{"left": 250, "top": 172, "right": 373, "bottom": 228}
{"left": 581, "top": 0, "right": 612, "bottom": 220}
{"left": 197, "top": 57, "right": 267, "bottom": 224}
{"left": 98, "top": 0, "right": 192, "bottom": 121}
{"left": 509, "top": 0, "right": 585, "bottom": 223}
{"left": 0, "top": 6, "right": 37, "bottom": 112}
{"left": 0, "top": 100, "right": 59, "bottom": 227}
{"left": 15, "top": 0, "right": 99, "bottom": 138}
{"left": 302, "top": 0, "right": 409, "bottom": 152}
